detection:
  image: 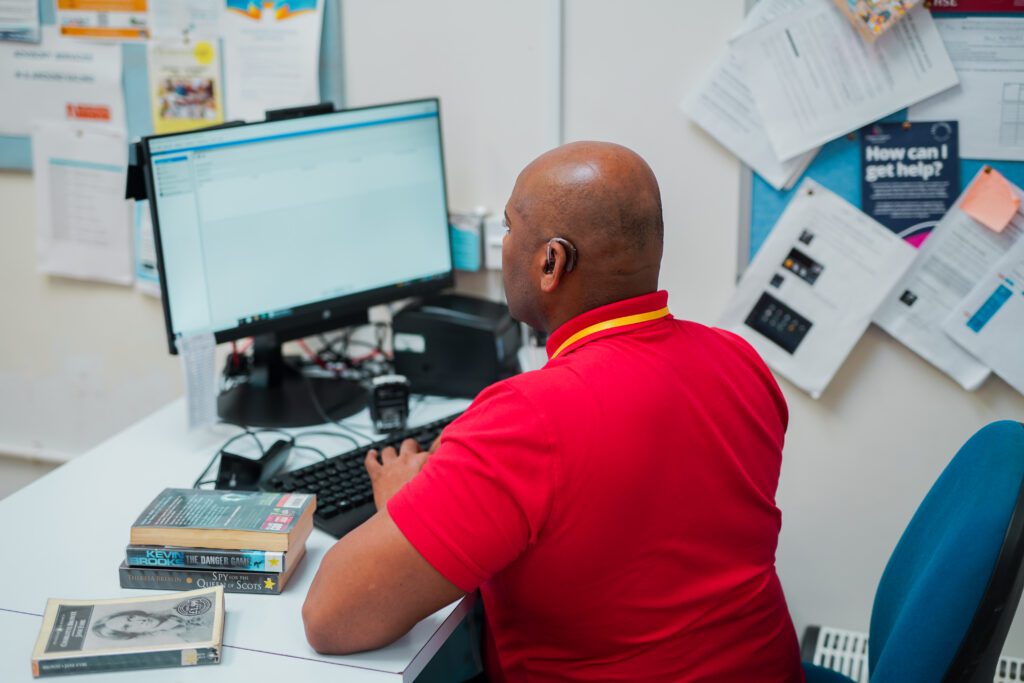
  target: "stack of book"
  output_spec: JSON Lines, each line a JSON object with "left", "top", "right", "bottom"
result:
{"left": 119, "top": 488, "right": 315, "bottom": 595}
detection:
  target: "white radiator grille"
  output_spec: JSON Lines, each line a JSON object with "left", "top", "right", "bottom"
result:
{"left": 808, "top": 626, "right": 1024, "bottom": 682}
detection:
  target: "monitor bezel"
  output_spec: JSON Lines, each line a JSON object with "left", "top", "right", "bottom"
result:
{"left": 141, "top": 97, "right": 455, "bottom": 355}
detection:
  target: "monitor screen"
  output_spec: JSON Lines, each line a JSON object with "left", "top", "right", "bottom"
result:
{"left": 143, "top": 99, "right": 453, "bottom": 352}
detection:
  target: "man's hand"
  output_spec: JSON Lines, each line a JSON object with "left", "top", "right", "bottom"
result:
{"left": 365, "top": 438, "right": 431, "bottom": 509}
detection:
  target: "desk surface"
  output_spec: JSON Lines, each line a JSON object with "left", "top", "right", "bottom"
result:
{"left": 0, "top": 397, "right": 473, "bottom": 682}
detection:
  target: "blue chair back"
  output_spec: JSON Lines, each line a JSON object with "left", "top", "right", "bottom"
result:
{"left": 869, "top": 421, "right": 1024, "bottom": 683}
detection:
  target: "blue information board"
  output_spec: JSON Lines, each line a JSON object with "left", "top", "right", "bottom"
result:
{"left": 745, "top": 13, "right": 1024, "bottom": 264}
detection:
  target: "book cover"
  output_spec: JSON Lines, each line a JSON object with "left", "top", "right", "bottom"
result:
{"left": 130, "top": 488, "right": 315, "bottom": 551}
{"left": 126, "top": 545, "right": 287, "bottom": 573}
{"left": 31, "top": 586, "right": 224, "bottom": 678}
{"left": 119, "top": 544, "right": 305, "bottom": 595}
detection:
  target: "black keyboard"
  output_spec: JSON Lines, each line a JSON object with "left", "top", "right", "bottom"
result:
{"left": 262, "top": 412, "right": 463, "bottom": 539}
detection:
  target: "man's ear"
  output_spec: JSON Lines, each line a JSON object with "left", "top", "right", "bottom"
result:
{"left": 539, "top": 240, "right": 569, "bottom": 293}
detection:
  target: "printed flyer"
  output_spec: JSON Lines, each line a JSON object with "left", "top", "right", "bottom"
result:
{"left": 861, "top": 120, "right": 959, "bottom": 247}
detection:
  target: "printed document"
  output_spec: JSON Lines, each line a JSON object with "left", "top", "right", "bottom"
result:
{"left": 719, "top": 178, "right": 916, "bottom": 399}
{"left": 733, "top": 2, "right": 958, "bottom": 161}
{"left": 0, "top": 0, "right": 40, "bottom": 42}
{"left": 148, "top": 40, "right": 224, "bottom": 134}
{"left": 908, "top": 18, "right": 1024, "bottom": 162}
{"left": 0, "top": 26, "right": 125, "bottom": 136}
{"left": 150, "top": 0, "right": 220, "bottom": 40}
{"left": 943, "top": 236, "right": 1024, "bottom": 397}
{"left": 221, "top": 0, "right": 324, "bottom": 122}
{"left": 134, "top": 200, "right": 161, "bottom": 297}
{"left": 56, "top": 0, "right": 149, "bottom": 41}
{"left": 683, "top": 0, "right": 817, "bottom": 190}
{"left": 31, "top": 122, "right": 133, "bottom": 285}
{"left": 873, "top": 169, "right": 1024, "bottom": 390}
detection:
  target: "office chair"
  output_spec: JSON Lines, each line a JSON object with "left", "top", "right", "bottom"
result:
{"left": 803, "top": 420, "right": 1024, "bottom": 683}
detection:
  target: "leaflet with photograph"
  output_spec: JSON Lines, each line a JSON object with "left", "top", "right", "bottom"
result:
{"left": 31, "top": 586, "right": 223, "bottom": 677}
{"left": 943, "top": 230, "right": 1024, "bottom": 397}
{"left": 147, "top": 40, "right": 224, "bottom": 134}
{"left": 873, "top": 168, "right": 1024, "bottom": 389}
{"left": 733, "top": 2, "right": 958, "bottom": 161}
{"left": 720, "top": 178, "right": 916, "bottom": 398}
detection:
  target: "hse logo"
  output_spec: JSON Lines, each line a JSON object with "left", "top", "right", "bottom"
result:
{"left": 931, "top": 0, "right": 959, "bottom": 6}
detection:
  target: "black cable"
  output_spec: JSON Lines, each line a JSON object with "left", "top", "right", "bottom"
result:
{"left": 300, "top": 372, "right": 374, "bottom": 443}
{"left": 193, "top": 426, "right": 296, "bottom": 488}
{"left": 291, "top": 444, "right": 328, "bottom": 461}
{"left": 293, "top": 429, "right": 362, "bottom": 450}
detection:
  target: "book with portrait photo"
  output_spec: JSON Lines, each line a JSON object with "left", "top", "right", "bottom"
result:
{"left": 31, "top": 586, "right": 224, "bottom": 677}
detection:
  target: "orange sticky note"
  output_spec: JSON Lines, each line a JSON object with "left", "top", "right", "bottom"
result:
{"left": 961, "top": 167, "right": 1021, "bottom": 233}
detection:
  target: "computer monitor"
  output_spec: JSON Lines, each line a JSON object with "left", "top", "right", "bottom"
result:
{"left": 141, "top": 99, "right": 454, "bottom": 427}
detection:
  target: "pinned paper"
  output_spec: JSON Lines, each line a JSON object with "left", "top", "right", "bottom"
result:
{"left": 961, "top": 167, "right": 1022, "bottom": 233}
{"left": 834, "top": 0, "right": 920, "bottom": 42}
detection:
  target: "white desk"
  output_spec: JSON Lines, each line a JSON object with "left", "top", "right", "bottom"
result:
{"left": 0, "top": 397, "right": 474, "bottom": 682}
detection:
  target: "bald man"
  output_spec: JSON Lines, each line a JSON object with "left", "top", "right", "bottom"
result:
{"left": 303, "top": 142, "right": 803, "bottom": 682}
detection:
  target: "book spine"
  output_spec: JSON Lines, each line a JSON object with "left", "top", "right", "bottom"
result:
{"left": 34, "top": 647, "right": 219, "bottom": 677}
{"left": 125, "top": 545, "right": 285, "bottom": 573}
{"left": 119, "top": 564, "right": 284, "bottom": 595}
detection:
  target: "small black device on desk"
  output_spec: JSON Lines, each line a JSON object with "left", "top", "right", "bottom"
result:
{"left": 369, "top": 374, "right": 411, "bottom": 432}
{"left": 393, "top": 293, "right": 522, "bottom": 398}
{"left": 261, "top": 411, "right": 464, "bottom": 539}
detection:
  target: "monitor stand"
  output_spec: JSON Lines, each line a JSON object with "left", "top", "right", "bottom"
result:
{"left": 217, "top": 334, "right": 367, "bottom": 428}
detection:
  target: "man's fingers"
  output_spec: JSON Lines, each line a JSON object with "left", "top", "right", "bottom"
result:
{"left": 400, "top": 438, "right": 420, "bottom": 456}
{"left": 429, "top": 435, "right": 442, "bottom": 454}
{"left": 364, "top": 449, "right": 380, "bottom": 473}
{"left": 380, "top": 445, "right": 399, "bottom": 464}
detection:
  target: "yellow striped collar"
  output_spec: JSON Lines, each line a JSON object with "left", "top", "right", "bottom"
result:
{"left": 548, "top": 305, "right": 671, "bottom": 360}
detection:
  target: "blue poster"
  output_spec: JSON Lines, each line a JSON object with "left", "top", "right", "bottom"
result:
{"left": 861, "top": 120, "right": 959, "bottom": 248}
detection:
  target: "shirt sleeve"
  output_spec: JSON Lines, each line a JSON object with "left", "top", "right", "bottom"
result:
{"left": 387, "top": 380, "right": 558, "bottom": 592}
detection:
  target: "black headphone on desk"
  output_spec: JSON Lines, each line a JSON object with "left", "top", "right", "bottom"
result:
{"left": 543, "top": 237, "right": 579, "bottom": 274}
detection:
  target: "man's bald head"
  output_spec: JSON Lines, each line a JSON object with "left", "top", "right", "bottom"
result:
{"left": 502, "top": 142, "right": 664, "bottom": 333}
{"left": 510, "top": 141, "right": 664, "bottom": 252}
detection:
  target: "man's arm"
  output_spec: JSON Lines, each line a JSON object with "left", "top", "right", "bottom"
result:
{"left": 302, "top": 440, "right": 465, "bottom": 655}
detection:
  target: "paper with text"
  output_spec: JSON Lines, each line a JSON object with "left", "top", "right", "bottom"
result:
{"left": 0, "top": 27, "right": 125, "bottom": 137}
{"left": 148, "top": 40, "right": 225, "bottom": 134}
{"left": 683, "top": 0, "right": 818, "bottom": 190}
{"left": 943, "top": 237, "right": 1024, "bottom": 397}
{"left": 0, "top": 0, "right": 40, "bottom": 42}
{"left": 177, "top": 332, "right": 218, "bottom": 430}
{"left": 909, "top": 18, "right": 1024, "bottom": 162}
{"left": 56, "top": 0, "right": 149, "bottom": 41}
{"left": 734, "top": 2, "right": 958, "bottom": 161}
{"left": 719, "top": 178, "right": 916, "bottom": 398}
{"left": 873, "top": 169, "right": 1024, "bottom": 389}
{"left": 134, "top": 199, "right": 161, "bottom": 297}
{"left": 150, "top": 0, "right": 220, "bottom": 41}
{"left": 31, "top": 122, "right": 133, "bottom": 285}
{"left": 221, "top": 0, "right": 323, "bottom": 122}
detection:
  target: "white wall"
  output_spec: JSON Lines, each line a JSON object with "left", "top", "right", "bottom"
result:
{"left": 340, "top": 0, "right": 1024, "bottom": 653}
{"left": 0, "top": 171, "right": 182, "bottom": 461}
{"left": 2, "top": 0, "right": 1024, "bottom": 656}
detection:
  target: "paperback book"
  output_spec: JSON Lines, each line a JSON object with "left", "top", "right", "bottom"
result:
{"left": 31, "top": 586, "right": 224, "bottom": 678}
{"left": 131, "top": 488, "right": 315, "bottom": 551}
{"left": 126, "top": 545, "right": 287, "bottom": 573}
{"left": 119, "top": 545, "right": 306, "bottom": 595}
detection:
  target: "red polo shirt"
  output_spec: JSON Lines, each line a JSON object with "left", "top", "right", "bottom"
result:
{"left": 388, "top": 291, "right": 802, "bottom": 682}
